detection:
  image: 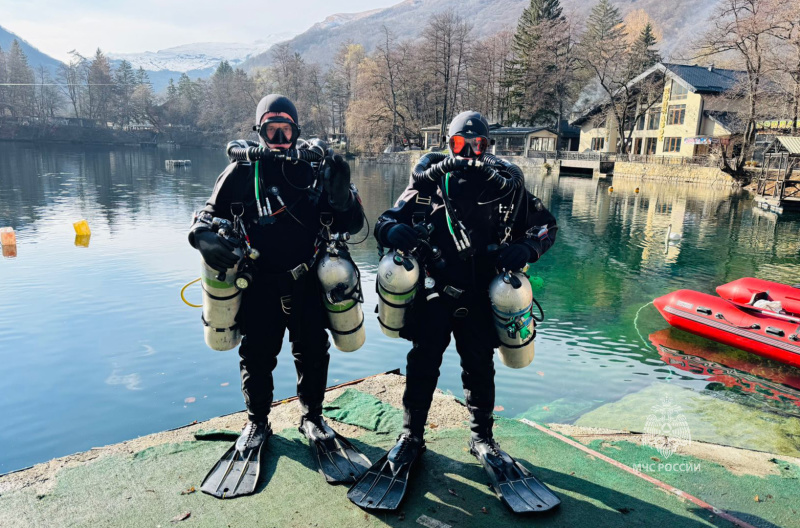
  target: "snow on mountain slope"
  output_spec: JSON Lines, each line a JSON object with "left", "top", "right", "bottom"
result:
{"left": 107, "top": 34, "right": 294, "bottom": 72}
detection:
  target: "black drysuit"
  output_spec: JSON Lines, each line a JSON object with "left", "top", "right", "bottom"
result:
{"left": 374, "top": 164, "right": 557, "bottom": 438}
{"left": 189, "top": 157, "right": 364, "bottom": 421}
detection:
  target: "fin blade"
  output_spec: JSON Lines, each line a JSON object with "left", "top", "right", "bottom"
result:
{"left": 200, "top": 442, "right": 264, "bottom": 499}
{"left": 347, "top": 454, "right": 412, "bottom": 511}
{"left": 312, "top": 432, "right": 372, "bottom": 484}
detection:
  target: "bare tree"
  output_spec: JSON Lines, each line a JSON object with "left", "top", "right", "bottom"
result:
{"left": 695, "top": 0, "right": 792, "bottom": 174}
{"left": 425, "top": 13, "right": 472, "bottom": 145}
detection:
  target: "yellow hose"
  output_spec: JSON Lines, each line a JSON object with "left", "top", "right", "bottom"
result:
{"left": 181, "top": 278, "right": 203, "bottom": 308}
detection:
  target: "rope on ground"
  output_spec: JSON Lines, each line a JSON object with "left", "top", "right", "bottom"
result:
{"left": 520, "top": 419, "right": 759, "bottom": 528}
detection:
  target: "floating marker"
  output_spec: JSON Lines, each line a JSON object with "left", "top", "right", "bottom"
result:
{"left": 0, "top": 227, "right": 16, "bottom": 246}
{"left": 635, "top": 187, "right": 640, "bottom": 193}
{"left": 73, "top": 220, "right": 91, "bottom": 236}
{"left": 608, "top": 186, "right": 614, "bottom": 193}
{"left": 2, "top": 244, "right": 17, "bottom": 258}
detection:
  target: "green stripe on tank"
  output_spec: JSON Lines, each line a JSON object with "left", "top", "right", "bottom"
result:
{"left": 203, "top": 277, "right": 233, "bottom": 289}
{"left": 325, "top": 299, "right": 356, "bottom": 312}
{"left": 378, "top": 284, "right": 417, "bottom": 301}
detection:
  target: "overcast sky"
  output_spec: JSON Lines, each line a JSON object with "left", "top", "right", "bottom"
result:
{"left": 0, "top": 0, "right": 399, "bottom": 61}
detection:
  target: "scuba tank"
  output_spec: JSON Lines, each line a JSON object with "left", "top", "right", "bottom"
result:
{"left": 376, "top": 250, "right": 420, "bottom": 338}
{"left": 199, "top": 215, "right": 259, "bottom": 351}
{"left": 489, "top": 270, "right": 538, "bottom": 368}
{"left": 317, "top": 233, "right": 366, "bottom": 352}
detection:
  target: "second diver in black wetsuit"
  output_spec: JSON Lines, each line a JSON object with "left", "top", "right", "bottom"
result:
{"left": 348, "top": 111, "right": 561, "bottom": 513}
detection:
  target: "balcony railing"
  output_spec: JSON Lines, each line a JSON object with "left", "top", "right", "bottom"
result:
{"left": 520, "top": 150, "right": 719, "bottom": 167}
{"left": 526, "top": 150, "right": 616, "bottom": 162}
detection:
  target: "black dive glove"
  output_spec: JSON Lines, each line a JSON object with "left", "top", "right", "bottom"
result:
{"left": 496, "top": 243, "right": 532, "bottom": 271}
{"left": 385, "top": 224, "right": 419, "bottom": 252}
{"left": 323, "top": 154, "right": 352, "bottom": 211}
{"left": 195, "top": 230, "right": 239, "bottom": 273}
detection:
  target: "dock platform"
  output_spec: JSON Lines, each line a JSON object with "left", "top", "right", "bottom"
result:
{"left": 2, "top": 372, "right": 799, "bottom": 527}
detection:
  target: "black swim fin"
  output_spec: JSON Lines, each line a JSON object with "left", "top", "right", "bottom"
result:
{"left": 347, "top": 434, "right": 425, "bottom": 511}
{"left": 469, "top": 437, "right": 560, "bottom": 514}
{"left": 299, "top": 416, "right": 371, "bottom": 484}
{"left": 200, "top": 421, "right": 271, "bottom": 499}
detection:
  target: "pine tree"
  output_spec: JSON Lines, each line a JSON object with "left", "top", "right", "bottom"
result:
{"left": 628, "top": 23, "right": 661, "bottom": 74}
{"left": 0, "top": 46, "right": 7, "bottom": 116}
{"left": 114, "top": 59, "right": 136, "bottom": 127}
{"left": 585, "top": 0, "right": 626, "bottom": 44}
{"left": 504, "top": 0, "right": 566, "bottom": 124}
{"left": 6, "top": 40, "right": 35, "bottom": 117}
{"left": 87, "top": 48, "right": 113, "bottom": 122}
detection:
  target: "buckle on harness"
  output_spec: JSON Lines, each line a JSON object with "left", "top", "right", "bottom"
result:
{"left": 453, "top": 307, "right": 469, "bottom": 318}
{"left": 415, "top": 194, "right": 431, "bottom": 205}
{"left": 443, "top": 285, "right": 464, "bottom": 299}
{"left": 290, "top": 263, "right": 309, "bottom": 281}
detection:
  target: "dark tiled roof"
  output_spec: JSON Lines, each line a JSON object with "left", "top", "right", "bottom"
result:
{"left": 663, "top": 63, "right": 746, "bottom": 93}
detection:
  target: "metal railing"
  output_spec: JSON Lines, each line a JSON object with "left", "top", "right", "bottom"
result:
{"left": 525, "top": 150, "right": 617, "bottom": 162}
{"left": 624, "top": 154, "right": 721, "bottom": 167}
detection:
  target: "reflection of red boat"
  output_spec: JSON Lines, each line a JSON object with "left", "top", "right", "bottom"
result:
{"left": 649, "top": 330, "right": 800, "bottom": 414}
{"left": 654, "top": 279, "right": 800, "bottom": 369}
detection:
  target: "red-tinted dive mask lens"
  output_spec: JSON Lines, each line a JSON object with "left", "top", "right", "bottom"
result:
{"left": 448, "top": 135, "right": 488, "bottom": 157}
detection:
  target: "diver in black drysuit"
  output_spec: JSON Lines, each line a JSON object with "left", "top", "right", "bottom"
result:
{"left": 351, "top": 111, "right": 559, "bottom": 512}
{"left": 189, "top": 95, "right": 365, "bottom": 495}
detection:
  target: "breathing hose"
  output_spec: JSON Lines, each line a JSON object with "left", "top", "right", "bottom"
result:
{"left": 226, "top": 142, "right": 325, "bottom": 164}
{"left": 410, "top": 152, "right": 524, "bottom": 192}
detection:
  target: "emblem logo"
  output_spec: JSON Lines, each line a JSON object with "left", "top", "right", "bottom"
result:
{"left": 642, "top": 395, "right": 691, "bottom": 459}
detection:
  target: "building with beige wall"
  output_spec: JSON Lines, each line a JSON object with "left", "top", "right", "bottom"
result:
{"left": 573, "top": 63, "right": 744, "bottom": 157}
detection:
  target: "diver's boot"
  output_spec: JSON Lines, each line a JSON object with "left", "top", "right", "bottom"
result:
{"left": 236, "top": 419, "right": 272, "bottom": 452}
{"left": 200, "top": 419, "right": 272, "bottom": 499}
{"left": 299, "top": 414, "right": 371, "bottom": 484}
{"left": 347, "top": 432, "right": 426, "bottom": 510}
{"left": 402, "top": 408, "right": 429, "bottom": 439}
{"left": 468, "top": 434, "right": 560, "bottom": 514}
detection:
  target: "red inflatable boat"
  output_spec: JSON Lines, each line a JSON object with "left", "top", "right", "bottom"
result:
{"left": 654, "top": 278, "right": 800, "bottom": 369}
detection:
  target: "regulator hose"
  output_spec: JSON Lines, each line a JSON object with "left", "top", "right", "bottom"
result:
{"left": 226, "top": 140, "right": 325, "bottom": 164}
{"left": 410, "top": 152, "right": 524, "bottom": 192}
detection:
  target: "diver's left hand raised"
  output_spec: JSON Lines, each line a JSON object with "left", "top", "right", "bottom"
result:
{"left": 496, "top": 243, "right": 532, "bottom": 271}
{"left": 323, "top": 154, "right": 352, "bottom": 211}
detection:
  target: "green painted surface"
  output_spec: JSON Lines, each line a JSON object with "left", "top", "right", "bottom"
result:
{"left": 575, "top": 382, "right": 800, "bottom": 457}
{"left": 3, "top": 388, "right": 797, "bottom": 528}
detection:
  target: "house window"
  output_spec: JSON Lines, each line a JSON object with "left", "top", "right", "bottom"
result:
{"left": 647, "top": 111, "right": 661, "bottom": 130}
{"left": 663, "top": 137, "right": 682, "bottom": 153}
{"left": 645, "top": 137, "right": 657, "bottom": 154}
{"left": 667, "top": 105, "right": 686, "bottom": 125}
{"left": 634, "top": 138, "right": 643, "bottom": 155}
{"left": 636, "top": 115, "right": 645, "bottom": 131}
{"left": 671, "top": 81, "right": 688, "bottom": 101}
{"left": 591, "top": 137, "right": 605, "bottom": 151}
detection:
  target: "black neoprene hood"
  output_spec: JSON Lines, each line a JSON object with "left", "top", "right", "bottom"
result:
{"left": 448, "top": 111, "right": 489, "bottom": 138}
{"left": 255, "top": 94, "right": 299, "bottom": 125}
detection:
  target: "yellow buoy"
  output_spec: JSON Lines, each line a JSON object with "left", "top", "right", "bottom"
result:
{"left": 608, "top": 186, "right": 614, "bottom": 193}
{"left": 635, "top": 187, "right": 640, "bottom": 193}
{"left": 73, "top": 220, "right": 91, "bottom": 236}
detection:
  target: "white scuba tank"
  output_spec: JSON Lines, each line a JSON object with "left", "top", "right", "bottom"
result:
{"left": 317, "top": 252, "right": 366, "bottom": 352}
{"left": 376, "top": 250, "right": 420, "bottom": 338}
{"left": 201, "top": 248, "right": 244, "bottom": 351}
{"left": 489, "top": 271, "right": 536, "bottom": 368}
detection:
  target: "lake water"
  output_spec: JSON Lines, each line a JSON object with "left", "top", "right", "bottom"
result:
{"left": 1, "top": 143, "right": 800, "bottom": 473}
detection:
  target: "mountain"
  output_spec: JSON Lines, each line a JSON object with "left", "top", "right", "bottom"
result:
{"left": 0, "top": 24, "right": 63, "bottom": 75}
{"left": 107, "top": 35, "right": 294, "bottom": 92}
{"left": 241, "top": 0, "right": 721, "bottom": 71}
